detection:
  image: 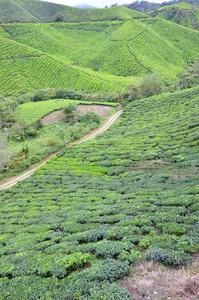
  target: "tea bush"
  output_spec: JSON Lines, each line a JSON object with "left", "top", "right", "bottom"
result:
{"left": 0, "top": 86, "right": 198, "bottom": 297}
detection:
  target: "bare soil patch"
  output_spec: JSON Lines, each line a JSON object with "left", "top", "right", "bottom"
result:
{"left": 120, "top": 255, "right": 199, "bottom": 300}
{"left": 77, "top": 104, "right": 114, "bottom": 116}
{"left": 42, "top": 110, "right": 65, "bottom": 125}
{"left": 41, "top": 105, "right": 115, "bottom": 125}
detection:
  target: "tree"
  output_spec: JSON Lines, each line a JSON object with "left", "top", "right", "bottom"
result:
{"left": 140, "top": 73, "right": 163, "bottom": 98}
{"left": 0, "top": 97, "right": 16, "bottom": 128}
{"left": 54, "top": 12, "right": 65, "bottom": 22}
{"left": 192, "top": 59, "right": 199, "bottom": 75}
{"left": 63, "top": 103, "right": 78, "bottom": 125}
{"left": 0, "top": 133, "right": 13, "bottom": 169}
{"left": 126, "top": 85, "right": 140, "bottom": 101}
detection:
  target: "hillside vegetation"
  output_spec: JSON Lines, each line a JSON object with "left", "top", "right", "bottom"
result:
{"left": 0, "top": 1, "right": 199, "bottom": 297}
{"left": 0, "top": 86, "right": 199, "bottom": 298}
{"left": 0, "top": 30, "right": 120, "bottom": 95}
{"left": 0, "top": 0, "right": 146, "bottom": 23}
{"left": 14, "top": 99, "right": 118, "bottom": 123}
{"left": 150, "top": 2, "right": 199, "bottom": 31}
{"left": 0, "top": 18, "right": 199, "bottom": 95}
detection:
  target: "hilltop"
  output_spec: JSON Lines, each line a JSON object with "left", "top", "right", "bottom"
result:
{"left": 0, "top": 0, "right": 146, "bottom": 23}
{"left": 149, "top": 2, "right": 199, "bottom": 31}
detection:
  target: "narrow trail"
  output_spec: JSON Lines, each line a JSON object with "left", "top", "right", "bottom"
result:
{"left": 0, "top": 110, "right": 122, "bottom": 190}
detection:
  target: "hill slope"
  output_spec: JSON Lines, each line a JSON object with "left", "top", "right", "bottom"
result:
{"left": 0, "top": 86, "right": 198, "bottom": 298}
{"left": 149, "top": 2, "right": 199, "bottom": 31}
{"left": 0, "top": 32, "right": 122, "bottom": 95}
{"left": 0, "top": 18, "right": 199, "bottom": 95}
{"left": 0, "top": 0, "right": 146, "bottom": 23}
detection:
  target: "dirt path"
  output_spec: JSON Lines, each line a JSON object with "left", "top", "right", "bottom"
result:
{"left": 0, "top": 110, "right": 122, "bottom": 190}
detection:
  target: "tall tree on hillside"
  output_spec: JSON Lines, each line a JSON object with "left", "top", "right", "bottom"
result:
{"left": 0, "top": 133, "right": 12, "bottom": 169}
{"left": 54, "top": 12, "right": 65, "bottom": 22}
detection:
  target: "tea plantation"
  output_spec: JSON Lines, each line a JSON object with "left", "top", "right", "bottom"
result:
{"left": 0, "top": 0, "right": 146, "bottom": 24}
{"left": 0, "top": 32, "right": 121, "bottom": 96}
{"left": 0, "top": 86, "right": 198, "bottom": 298}
{"left": 1, "top": 18, "right": 199, "bottom": 95}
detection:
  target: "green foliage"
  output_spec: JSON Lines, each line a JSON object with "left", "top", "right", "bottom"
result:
{"left": 150, "top": 3, "right": 199, "bottom": 31}
{"left": 63, "top": 103, "right": 77, "bottom": 125}
{"left": 9, "top": 119, "right": 42, "bottom": 141}
{"left": 32, "top": 90, "right": 50, "bottom": 102}
{"left": 0, "top": 133, "right": 13, "bottom": 169}
{"left": 178, "top": 58, "right": 199, "bottom": 89}
{"left": 54, "top": 12, "right": 64, "bottom": 23}
{"left": 13, "top": 98, "right": 117, "bottom": 124}
{"left": 0, "top": 19, "right": 199, "bottom": 95}
{"left": 0, "top": 96, "right": 17, "bottom": 127}
{"left": 0, "top": 32, "right": 120, "bottom": 95}
{"left": 0, "top": 0, "right": 146, "bottom": 23}
{"left": 140, "top": 73, "right": 163, "bottom": 98}
{"left": 78, "top": 112, "right": 101, "bottom": 125}
{"left": 0, "top": 9, "right": 199, "bottom": 295}
{"left": 73, "top": 259, "right": 131, "bottom": 283}
{"left": 145, "top": 247, "right": 192, "bottom": 267}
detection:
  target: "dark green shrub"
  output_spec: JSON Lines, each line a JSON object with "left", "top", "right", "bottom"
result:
{"left": 74, "top": 258, "right": 131, "bottom": 283}
{"left": 107, "top": 166, "right": 126, "bottom": 176}
{"left": 145, "top": 247, "right": 192, "bottom": 267}
{"left": 78, "top": 112, "right": 101, "bottom": 125}
{"left": 33, "top": 90, "right": 49, "bottom": 102}
{"left": 54, "top": 88, "right": 85, "bottom": 100}
{"left": 80, "top": 282, "right": 133, "bottom": 299}
{"left": 94, "top": 239, "right": 134, "bottom": 258}
{"left": 54, "top": 12, "right": 65, "bottom": 22}
{"left": 63, "top": 103, "right": 77, "bottom": 125}
{"left": 140, "top": 72, "right": 163, "bottom": 98}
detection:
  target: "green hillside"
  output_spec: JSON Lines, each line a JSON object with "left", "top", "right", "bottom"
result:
{"left": 0, "top": 0, "right": 38, "bottom": 23}
{"left": 0, "top": 19, "right": 199, "bottom": 95}
{"left": 0, "top": 32, "right": 122, "bottom": 95}
{"left": 0, "top": 86, "right": 199, "bottom": 298}
{"left": 0, "top": 0, "right": 146, "bottom": 23}
{"left": 150, "top": 2, "right": 199, "bottom": 31}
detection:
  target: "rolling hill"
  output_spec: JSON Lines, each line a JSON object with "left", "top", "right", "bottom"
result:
{"left": 0, "top": 0, "right": 199, "bottom": 298}
{"left": 0, "top": 0, "right": 146, "bottom": 23}
{"left": 0, "top": 18, "right": 199, "bottom": 95}
{"left": 0, "top": 27, "right": 122, "bottom": 95}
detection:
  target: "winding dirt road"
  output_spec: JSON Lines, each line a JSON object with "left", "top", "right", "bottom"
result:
{"left": 0, "top": 110, "right": 122, "bottom": 190}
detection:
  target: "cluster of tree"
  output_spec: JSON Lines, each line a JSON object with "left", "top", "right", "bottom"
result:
{"left": 124, "top": 0, "right": 178, "bottom": 13}
{"left": 124, "top": 0, "right": 199, "bottom": 13}
{"left": 54, "top": 12, "right": 65, "bottom": 22}
{"left": 0, "top": 133, "right": 13, "bottom": 169}
{"left": 178, "top": 59, "right": 199, "bottom": 89}
{"left": 122, "top": 72, "right": 163, "bottom": 104}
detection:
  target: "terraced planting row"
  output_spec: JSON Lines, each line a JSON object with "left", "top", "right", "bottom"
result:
{"left": 0, "top": 87, "right": 198, "bottom": 298}
{"left": 0, "top": 35, "right": 121, "bottom": 95}
{"left": 1, "top": 18, "right": 199, "bottom": 96}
